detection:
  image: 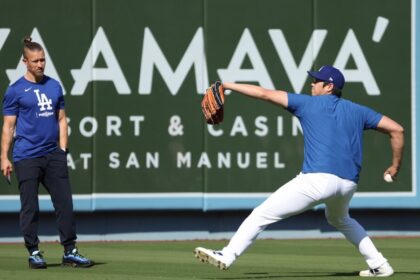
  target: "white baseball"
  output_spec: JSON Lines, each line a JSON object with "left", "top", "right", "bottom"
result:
{"left": 384, "top": 173, "right": 393, "bottom": 183}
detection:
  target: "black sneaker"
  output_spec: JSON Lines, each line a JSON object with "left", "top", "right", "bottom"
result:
{"left": 62, "top": 248, "right": 94, "bottom": 268}
{"left": 28, "top": 250, "right": 47, "bottom": 269}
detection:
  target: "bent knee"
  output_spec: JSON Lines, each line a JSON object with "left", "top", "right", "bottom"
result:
{"left": 326, "top": 216, "right": 354, "bottom": 228}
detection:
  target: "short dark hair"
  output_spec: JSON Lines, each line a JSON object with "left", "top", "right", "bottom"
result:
{"left": 331, "top": 86, "right": 342, "bottom": 97}
{"left": 22, "top": 36, "right": 43, "bottom": 58}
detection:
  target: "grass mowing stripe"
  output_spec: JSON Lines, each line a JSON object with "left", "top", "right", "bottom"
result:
{"left": 0, "top": 238, "right": 419, "bottom": 279}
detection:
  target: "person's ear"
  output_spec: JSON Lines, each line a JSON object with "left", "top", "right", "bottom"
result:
{"left": 326, "top": 83, "right": 334, "bottom": 92}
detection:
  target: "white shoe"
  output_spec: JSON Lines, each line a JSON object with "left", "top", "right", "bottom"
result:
{"left": 194, "top": 247, "right": 234, "bottom": 270}
{"left": 359, "top": 262, "right": 394, "bottom": 277}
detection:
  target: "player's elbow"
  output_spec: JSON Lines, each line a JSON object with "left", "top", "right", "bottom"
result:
{"left": 391, "top": 124, "right": 404, "bottom": 136}
{"left": 257, "top": 88, "right": 271, "bottom": 100}
{"left": 389, "top": 124, "right": 404, "bottom": 144}
{"left": 396, "top": 124, "right": 404, "bottom": 134}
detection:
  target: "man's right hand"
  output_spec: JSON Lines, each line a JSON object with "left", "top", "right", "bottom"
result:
{"left": 1, "top": 158, "right": 13, "bottom": 177}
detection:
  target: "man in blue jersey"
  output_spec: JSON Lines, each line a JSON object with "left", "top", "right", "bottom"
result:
{"left": 194, "top": 66, "right": 404, "bottom": 277}
{"left": 1, "top": 37, "right": 93, "bottom": 269}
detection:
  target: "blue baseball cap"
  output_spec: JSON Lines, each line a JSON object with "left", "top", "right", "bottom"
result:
{"left": 307, "top": 65, "right": 345, "bottom": 89}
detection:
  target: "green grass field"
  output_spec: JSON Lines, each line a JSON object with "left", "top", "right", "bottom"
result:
{"left": 0, "top": 238, "right": 419, "bottom": 280}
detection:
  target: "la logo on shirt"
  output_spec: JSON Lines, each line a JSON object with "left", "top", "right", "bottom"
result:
{"left": 34, "top": 89, "right": 52, "bottom": 111}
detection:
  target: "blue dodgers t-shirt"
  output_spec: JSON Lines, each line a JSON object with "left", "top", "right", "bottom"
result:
{"left": 287, "top": 93, "right": 382, "bottom": 183}
{"left": 3, "top": 76, "right": 65, "bottom": 162}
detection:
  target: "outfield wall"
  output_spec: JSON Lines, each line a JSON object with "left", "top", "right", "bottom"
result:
{"left": 0, "top": 0, "right": 418, "bottom": 211}
{"left": 1, "top": 209, "right": 420, "bottom": 242}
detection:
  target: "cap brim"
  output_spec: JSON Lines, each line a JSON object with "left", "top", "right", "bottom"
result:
{"left": 307, "top": 71, "right": 323, "bottom": 80}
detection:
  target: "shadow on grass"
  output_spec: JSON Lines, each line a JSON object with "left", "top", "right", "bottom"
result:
{"left": 202, "top": 270, "right": 420, "bottom": 279}
{"left": 47, "top": 262, "right": 106, "bottom": 268}
{"left": 202, "top": 271, "right": 359, "bottom": 279}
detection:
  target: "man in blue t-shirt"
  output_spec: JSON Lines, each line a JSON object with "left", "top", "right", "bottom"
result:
{"left": 195, "top": 66, "right": 404, "bottom": 277}
{"left": 1, "top": 37, "right": 93, "bottom": 269}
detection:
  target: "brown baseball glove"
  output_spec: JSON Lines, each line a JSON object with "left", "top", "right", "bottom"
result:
{"left": 201, "top": 81, "right": 225, "bottom": 125}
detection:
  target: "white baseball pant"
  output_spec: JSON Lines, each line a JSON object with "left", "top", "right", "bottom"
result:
{"left": 222, "top": 172, "right": 388, "bottom": 269}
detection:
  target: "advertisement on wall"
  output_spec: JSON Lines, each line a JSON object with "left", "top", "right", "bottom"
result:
{"left": 0, "top": 0, "right": 417, "bottom": 211}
